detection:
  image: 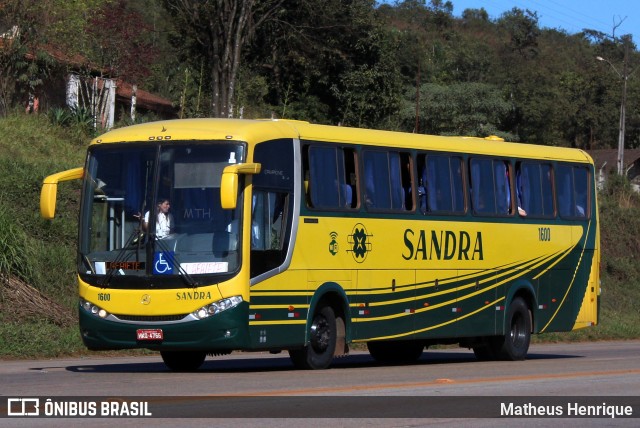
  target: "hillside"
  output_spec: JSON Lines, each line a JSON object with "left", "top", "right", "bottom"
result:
{"left": 0, "top": 113, "right": 90, "bottom": 358}
{"left": 0, "top": 112, "right": 638, "bottom": 359}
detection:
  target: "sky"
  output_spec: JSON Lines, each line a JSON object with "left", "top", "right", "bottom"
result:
{"left": 448, "top": 0, "right": 639, "bottom": 41}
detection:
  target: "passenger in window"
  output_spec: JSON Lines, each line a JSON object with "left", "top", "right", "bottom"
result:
{"left": 341, "top": 182, "right": 353, "bottom": 208}
{"left": 418, "top": 175, "right": 427, "bottom": 214}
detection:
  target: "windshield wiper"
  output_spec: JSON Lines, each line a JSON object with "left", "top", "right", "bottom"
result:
{"left": 99, "top": 227, "right": 145, "bottom": 288}
{"left": 79, "top": 252, "right": 95, "bottom": 275}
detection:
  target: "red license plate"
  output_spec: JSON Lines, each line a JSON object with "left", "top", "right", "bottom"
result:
{"left": 136, "top": 329, "right": 163, "bottom": 341}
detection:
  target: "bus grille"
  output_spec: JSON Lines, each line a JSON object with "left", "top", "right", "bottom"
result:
{"left": 114, "top": 314, "right": 187, "bottom": 322}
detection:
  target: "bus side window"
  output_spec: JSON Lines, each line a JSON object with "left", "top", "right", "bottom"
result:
{"left": 574, "top": 167, "right": 589, "bottom": 217}
{"left": 426, "top": 154, "right": 452, "bottom": 212}
{"left": 470, "top": 158, "right": 495, "bottom": 214}
{"left": 557, "top": 165, "right": 574, "bottom": 217}
{"left": 309, "top": 146, "right": 342, "bottom": 208}
{"left": 494, "top": 160, "right": 511, "bottom": 214}
{"left": 557, "top": 164, "right": 589, "bottom": 218}
{"left": 417, "top": 155, "right": 427, "bottom": 214}
{"left": 389, "top": 152, "right": 405, "bottom": 210}
{"left": 426, "top": 156, "right": 438, "bottom": 211}
{"left": 517, "top": 162, "right": 554, "bottom": 218}
{"left": 343, "top": 148, "right": 358, "bottom": 209}
{"left": 419, "top": 153, "right": 465, "bottom": 215}
{"left": 541, "top": 164, "right": 554, "bottom": 216}
{"left": 364, "top": 154, "right": 376, "bottom": 208}
{"left": 516, "top": 162, "right": 528, "bottom": 216}
{"left": 400, "top": 152, "right": 414, "bottom": 210}
{"left": 451, "top": 157, "right": 465, "bottom": 213}
{"left": 470, "top": 158, "right": 512, "bottom": 216}
{"left": 305, "top": 145, "right": 356, "bottom": 210}
{"left": 363, "top": 150, "right": 409, "bottom": 211}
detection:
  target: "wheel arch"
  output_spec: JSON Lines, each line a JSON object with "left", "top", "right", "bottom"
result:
{"left": 307, "top": 282, "right": 351, "bottom": 354}
{"left": 504, "top": 280, "right": 536, "bottom": 333}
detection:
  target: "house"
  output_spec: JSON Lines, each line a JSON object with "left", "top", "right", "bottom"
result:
{"left": 1, "top": 27, "right": 176, "bottom": 127}
{"left": 588, "top": 149, "right": 640, "bottom": 191}
{"left": 66, "top": 74, "right": 176, "bottom": 129}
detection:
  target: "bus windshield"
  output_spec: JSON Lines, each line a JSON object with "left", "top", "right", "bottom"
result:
{"left": 78, "top": 141, "right": 245, "bottom": 288}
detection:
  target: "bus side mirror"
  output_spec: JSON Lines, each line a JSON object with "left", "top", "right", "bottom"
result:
{"left": 40, "top": 167, "right": 84, "bottom": 219}
{"left": 220, "top": 163, "right": 261, "bottom": 209}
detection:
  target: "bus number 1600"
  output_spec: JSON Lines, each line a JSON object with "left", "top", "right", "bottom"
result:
{"left": 538, "top": 227, "right": 551, "bottom": 241}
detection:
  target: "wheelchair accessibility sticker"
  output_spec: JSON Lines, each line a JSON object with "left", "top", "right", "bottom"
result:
{"left": 153, "top": 251, "right": 174, "bottom": 275}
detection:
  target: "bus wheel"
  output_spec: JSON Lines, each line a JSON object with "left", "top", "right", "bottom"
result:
{"left": 288, "top": 305, "right": 336, "bottom": 370}
{"left": 494, "top": 297, "right": 531, "bottom": 361}
{"left": 367, "top": 340, "right": 424, "bottom": 364}
{"left": 160, "top": 350, "right": 206, "bottom": 371}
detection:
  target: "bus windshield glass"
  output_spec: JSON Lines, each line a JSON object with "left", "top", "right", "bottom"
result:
{"left": 78, "top": 141, "right": 245, "bottom": 287}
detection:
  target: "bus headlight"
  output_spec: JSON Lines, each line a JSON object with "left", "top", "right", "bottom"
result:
{"left": 192, "top": 296, "right": 243, "bottom": 320}
{"left": 80, "top": 298, "right": 110, "bottom": 319}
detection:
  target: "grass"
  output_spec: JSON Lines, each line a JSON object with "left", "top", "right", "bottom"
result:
{"left": 0, "top": 111, "right": 638, "bottom": 360}
{"left": 0, "top": 112, "right": 87, "bottom": 357}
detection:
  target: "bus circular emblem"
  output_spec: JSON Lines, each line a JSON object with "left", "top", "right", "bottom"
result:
{"left": 348, "top": 223, "right": 372, "bottom": 263}
{"left": 141, "top": 294, "right": 151, "bottom": 305}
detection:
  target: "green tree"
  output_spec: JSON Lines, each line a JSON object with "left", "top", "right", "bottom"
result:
{"left": 86, "top": 0, "right": 160, "bottom": 84}
{"left": 404, "top": 81, "right": 514, "bottom": 138}
{"left": 247, "top": 0, "right": 403, "bottom": 126}
{"left": 162, "top": 0, "right": 284, "bottom": 118}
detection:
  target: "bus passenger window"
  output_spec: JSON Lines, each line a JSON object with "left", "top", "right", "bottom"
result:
{"left": 389, "top": 153, "right": 403, "bottom": 209}
{"left": 400, "top": 153, "right": 414, "bottom": 210}
{"left": 574, "top": 167, "right": 589, "bottom": 217}
{"left": 470, "top": 158, "right": 496, "bottom": 214}
{"left": 541, "top": 164, "right": 554, "bottom": 216}
{"left": 516, "top": 162, "right": 554, "bottom": 218}
{"left": 451, "top": 157, "right": 465, "bottom": 213}
{"left": 305, "top": 145, "right": 356, "bottom": 210}
{"left": 495, "top": 161, "right": 511, "bottom": 214}
{"left": 363, "top": 150, "right": 409, "bottom": 211}
{"left": 422, "top": 154, "right": 465, "bottom": 214}
{"left": 557, "top": 166, "right": 572, "bottom": 217}
{"left": 557, "top": 164, "right": 590, "bottom": 219}
{"left": 470, "top": 158, "right": 511, "bottom": 216}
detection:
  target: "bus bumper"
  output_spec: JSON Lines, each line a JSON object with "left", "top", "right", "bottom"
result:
{"left": 78, "top": 302, "right": 250, "bottom": 351}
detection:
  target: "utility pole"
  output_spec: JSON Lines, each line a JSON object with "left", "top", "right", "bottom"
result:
{"left": 617, "top": 38, "right": 629, "bottom": 175}
{"left": 597, "top": 35, "right": 632, "bottom": 176}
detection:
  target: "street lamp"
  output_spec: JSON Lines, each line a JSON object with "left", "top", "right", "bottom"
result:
{"left": 596, "top": 55, "right": 628, "bottom": 175}
{"left": 597, "top": 40, "right": 632, "bottom": 176}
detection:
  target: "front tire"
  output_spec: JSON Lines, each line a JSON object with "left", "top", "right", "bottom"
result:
{"left": 160, "top": 350, "right": 207, "bottom": 371}
{"left": 289, "top": 305, "right": 336, "bottom": 370}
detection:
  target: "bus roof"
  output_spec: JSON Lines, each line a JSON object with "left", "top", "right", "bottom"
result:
{"left": 91, "top": 118, "right": 593, "bottom": 164}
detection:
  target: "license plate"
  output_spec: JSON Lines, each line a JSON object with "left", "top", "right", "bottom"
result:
{"left": 136, "top": 329, "right": 163, "bottom": 341}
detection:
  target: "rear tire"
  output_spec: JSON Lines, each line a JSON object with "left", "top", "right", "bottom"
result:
{"left": 289, "top": 305, "right": 336, "bottom": 370}
{"left": 160, "top": 350, "right": 206, "bottom": 371}
{"left": 493, "top": 297, "right": 531, "bottom": 361}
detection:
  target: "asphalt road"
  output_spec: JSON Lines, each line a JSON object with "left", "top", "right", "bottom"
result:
{"left": 1, "top": 340, "right": 639, "bottom": 427}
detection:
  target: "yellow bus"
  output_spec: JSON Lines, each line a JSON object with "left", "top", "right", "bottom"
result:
{"left": 41, "top": 119, "right": 600, "bottom": 371}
